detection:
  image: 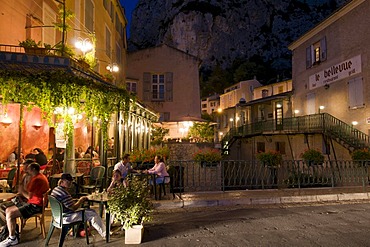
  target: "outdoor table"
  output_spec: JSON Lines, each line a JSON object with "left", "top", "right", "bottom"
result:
{"left": 0, "top": 193, "right": 16, "bottom": 202}
{"left": 87, "top": 193, "right": 110, "bottom": 243}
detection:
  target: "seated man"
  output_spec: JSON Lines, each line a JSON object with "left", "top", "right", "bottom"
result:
{"left": 114, "top": 154, "right": 134, "bottom": 186}
{"left": 0, "top": 159, "right": 33, "bottom": 242}
{"left": 51, "top": 173, "right": 106, "bottom": 239}
{"left": 0, "top": 162, "right": 49, "bottom": 247}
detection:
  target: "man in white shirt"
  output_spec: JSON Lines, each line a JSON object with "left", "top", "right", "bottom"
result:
{"left": 114, "top": 154, "right": 132, "bottom": 183}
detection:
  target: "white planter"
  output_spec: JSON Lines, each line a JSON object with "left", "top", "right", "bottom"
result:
{"left": 125, "top": 224, "right": 144, "bottom": 244}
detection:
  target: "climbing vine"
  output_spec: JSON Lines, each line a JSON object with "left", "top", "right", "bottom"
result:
{"left": 0, "top": 69, "right": 131, "bottom": 150}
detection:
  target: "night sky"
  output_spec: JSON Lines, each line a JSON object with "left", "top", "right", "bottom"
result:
{"left": 120, "top": 0, "right": 139, "bottom": 37}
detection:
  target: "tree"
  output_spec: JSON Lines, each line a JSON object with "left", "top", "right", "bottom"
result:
{"left": 188, "top": 122, "right": 214, "bottom": 143}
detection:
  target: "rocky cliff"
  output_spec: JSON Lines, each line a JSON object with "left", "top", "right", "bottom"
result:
{"left": 128, "top": 0, "right": 347, "bottom": 72}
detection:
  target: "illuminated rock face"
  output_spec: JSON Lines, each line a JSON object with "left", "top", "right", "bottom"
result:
{"left": 129, "top": 0, "right": 346, "bottom": 71}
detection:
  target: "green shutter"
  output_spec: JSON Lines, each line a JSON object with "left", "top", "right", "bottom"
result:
{"left": 143, "top": 72, "right": 151, "bottom": 101}
{"left": 165, "top": 72, "right": 173, "bottom": 102}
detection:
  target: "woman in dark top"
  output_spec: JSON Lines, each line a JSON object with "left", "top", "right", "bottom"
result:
{"left": 32, "top": 148, "right": 48, "bottom": 167}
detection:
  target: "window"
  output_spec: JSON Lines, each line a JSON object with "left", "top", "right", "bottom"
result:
{"left": 348, "top": 77, "right": 364, "bottom": 109}
{"left": 115, "top": 43, "right": 121, "bottom": 64}
{"left": 275, "top": 142, "right": 285, "bottom": 154}
{"left": 257, "top": 142, "right": 265, "bottom": 153}
{"left": 159, "top": 112, "right": 170, "bottom": 122}
{"left": 105, "top": 27, "right": 111, "bottom": 57}
{"left": 152, "top": 74, "right": 165, "bottom": 100}
{"left": 262, "top": 89, "right": 268, "bottom": 98}
{"left": 43, "top": 4, "right": 56, "bottom": 46}
{"left": 109, "top": 1, "right": 114, "bottom": 20}
{"left": 126, "top": 81, "right": 137, "bottom": 93}
{"left": 85, "top": 0, "right": 94, "bottom": 33}
{"left": 306, "top": 36, "right": 327, "bottom": 68}
{"left": 143, "top": 72, "right": 173, "bottom": 102}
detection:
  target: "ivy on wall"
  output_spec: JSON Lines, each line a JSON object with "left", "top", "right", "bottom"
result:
{"left": 0, "top": 69, "right": 131, "bottom": 149}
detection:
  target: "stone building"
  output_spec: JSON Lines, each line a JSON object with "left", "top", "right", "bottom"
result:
{"left": 126, "top": 44, "right": 202, "bottom": 140}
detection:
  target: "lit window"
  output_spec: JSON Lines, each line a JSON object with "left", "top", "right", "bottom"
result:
{"left": 152, "top": 74, "right": 165, "bottom": 100}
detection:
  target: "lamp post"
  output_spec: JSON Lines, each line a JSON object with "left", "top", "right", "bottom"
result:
{"left": 293, "top": 110, "right": 299, "bottom": 117}
{"left": 75, "top": 38, "right": 93, "bottom": 56}
{"left": 106, "top": 63, "right": 119, "bottom": 73}
{"left": 318, "top": 105, "right": 325, "bottom": 114}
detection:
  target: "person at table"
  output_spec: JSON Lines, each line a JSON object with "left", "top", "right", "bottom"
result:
{"left": 107, "top": 170, "right": 123, "bottom": 193}
{"left": 11, "top": 159, "right": 33, "bottom": 194}
{"left": 84, "top": 146, "right": 99, "bottom": 159}
{"left": 0, "top": 159, "right": 33, "bottom": 241}
{"left": 51, "top": 173, "right": 106, "bottom": 239}
{"left": 114, "top": 154, "right": 134, "bottom": 186}
{"left": 32, "top": 148, "right": 48, "bottom": 168}
{"left": 7, "top": 148, "right": 23, "bottom": 165}
{"left": 143, "top": 155, "right": 170, "bottom": 185}
{"left": 0, "top": 162, "right": 49, "bottom": 247}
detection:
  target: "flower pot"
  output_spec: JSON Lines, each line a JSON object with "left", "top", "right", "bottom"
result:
{"left": 24, "top": 47, "right": 47, "bottom": 55}
{"left": 125, "top": 224, "right": 144, "bottom": 244}
{"left": 200, "top": 161, "right": 219, "bottom": 167}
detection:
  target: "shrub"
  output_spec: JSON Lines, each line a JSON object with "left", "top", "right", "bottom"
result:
{"left": 193, "top": 148, "right": 222, "bottom": 163}
{"left": 301, "top": 149, "right": 324, "bottom": 165}
{"left": 108, "top": 177, "right": 153, "bottom": 229}
{"left": 352, "top": 149, "right": 370, "bottom": 161}
{"left": 256, "top": 151, "right": 282, "bottom": 167}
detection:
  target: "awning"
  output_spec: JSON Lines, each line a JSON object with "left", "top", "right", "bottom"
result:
{"left": 245, "top": 91, "right": 293, "bottom": 106}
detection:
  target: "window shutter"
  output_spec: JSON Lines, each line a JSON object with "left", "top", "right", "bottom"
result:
{"left": 165, "top": 72, "right": 173, "bottom": 102}
{"left": 306, "top": 46, "right": 312, "bottom": 68}
{"left": 143, "top": 72, "right": 151, "bottom": 101}
{"left": 348, "top": 77, "right": 364, "bottom": 109}
{"left": 320, "top": 36, "right": 327, "bottom": 61}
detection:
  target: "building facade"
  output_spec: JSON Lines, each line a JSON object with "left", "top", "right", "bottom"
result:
{"left": 0, "top": 0, "right": 157, "bottom": 166}
{"left": 287, "top": 0, "right": 369, "bottom": 159}
{"left": 127, "top": 44, "right": 202, "bottom": 139}
{"left": 201, "top": 94, "right": 220, "bottom": 115}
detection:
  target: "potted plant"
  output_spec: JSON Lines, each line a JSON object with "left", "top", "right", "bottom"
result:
{"left": 256, "top": 151, "right": 282, "bottom": 167}
{"left": 108, "top": 177, "right": 153, "bottom": 244}
{"left": 130, "top": 146, "right": 170, "bottom": 169}
{"left": 301, "top": 149, "right": 324, "bottom": 166}
{"left": 352, "top": 149, "right": 370, "bottom": 167}
{"left": 19, "top": 39, "right": 48, "bottom": 55}
{"left": 193, "top": 147, "right": 222, "bottom": 167}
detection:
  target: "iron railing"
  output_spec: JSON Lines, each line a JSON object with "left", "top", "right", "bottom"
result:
{"left": 222, "top": 113, "right": 370, "bottom": 151}
{"left": 165, "top": 160, "right": 370, "bottom": 196}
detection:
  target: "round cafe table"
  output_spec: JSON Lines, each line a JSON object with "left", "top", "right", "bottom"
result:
{"left": 0, "top": 193, "right": 17, "bottom": 202}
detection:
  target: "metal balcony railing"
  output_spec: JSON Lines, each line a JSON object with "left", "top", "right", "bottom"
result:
{"left": 221, "top": 113, "right": 370, "bottom": 152}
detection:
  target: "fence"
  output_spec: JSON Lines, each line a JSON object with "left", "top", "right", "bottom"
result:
{"left": 166, "top": 160, "right": 370, "bottom": 195}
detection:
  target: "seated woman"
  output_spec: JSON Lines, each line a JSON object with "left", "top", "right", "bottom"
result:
{"left": 143, "top": 155, "right": 170, "bottom": 185}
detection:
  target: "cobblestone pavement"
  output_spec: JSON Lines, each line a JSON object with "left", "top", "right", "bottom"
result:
{"left": 15, "top": 187, "right": 370, "bottom": 246}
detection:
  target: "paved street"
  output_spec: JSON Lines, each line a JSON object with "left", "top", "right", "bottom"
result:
{"left": 15, "top": 199, "right": 370, "bottom": 246}
{"left": 140, "top": 202, "right": 370, "bottom": 247}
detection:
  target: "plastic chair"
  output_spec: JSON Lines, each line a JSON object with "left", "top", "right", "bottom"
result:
{"left": 0, "top": 168, "right": 17, "bottom": 192}
{"left": 45, "top": 195, "right": 89, "bottom": 247}
{"left": 20, "top": 189, "right": 50, "bottom": 239}
{"left": 81, "top": 166, "right": 105, "bottom": 193}
{"left": 106, "top": 166, "right": 114, "bottom": 188}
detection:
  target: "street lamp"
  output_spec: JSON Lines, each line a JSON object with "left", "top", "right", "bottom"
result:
{"left": 318, "top": 105, "right": 325, "bottom": 114}
{"left": 75, "top": 38, "right": 93, "bottom": 55}
{"left": 294, "top": 109, "right": 299, "bottom": 117}
{"left": 106, "top": 63, "right": 119, "bottom": 73}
